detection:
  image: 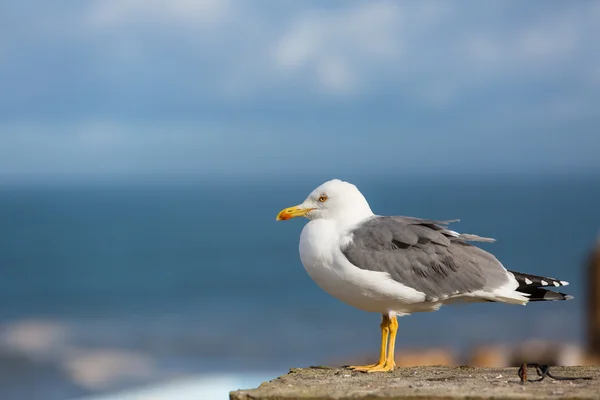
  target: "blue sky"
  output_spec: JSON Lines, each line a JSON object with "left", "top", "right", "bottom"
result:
{"left": 1, "top": 0, "right": 599, "bottom": 182}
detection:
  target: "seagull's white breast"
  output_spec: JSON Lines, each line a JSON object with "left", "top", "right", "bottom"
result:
{"left": 299, "top": 219, "right": 431, "bottom": 314}
{"left": 299, "top": 219, "right": 338, "bottom": 289}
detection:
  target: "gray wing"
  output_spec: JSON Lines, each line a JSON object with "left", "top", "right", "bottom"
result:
{"left": 341, "top": 216, "right": 510, "bottom": 301}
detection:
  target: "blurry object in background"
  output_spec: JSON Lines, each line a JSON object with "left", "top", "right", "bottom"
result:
{"left": 468, "top": 340, "right": 584, "bottom": 367}
{"left": 345, "top": 339, "right": 589, "bottom": 370}
{"left": 588, "top": 238, "right": 600, "bottom": 363}
{"left": 0, "top": 319, "right": 159, "bottom": 396}
{"left": 394, "top": 348, "right": 455, "bottom": 367}
{"left": 0, "top": 320, "right": 68, "bottom": 360}
{"left": 61, "top": 349, "right": 156, "bottom": 391}
{"left": 0, "top": 320, "right": 86, "bottom": 399}
{"left": 510, "top": 340, "right": 584, "bottom": 367}
{"left": 467, "top": 344, "right": 511, "bottom": 367}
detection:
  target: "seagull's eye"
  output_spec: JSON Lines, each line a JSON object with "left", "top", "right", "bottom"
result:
{"left": 318, "top": 195, "right": 328, "bottom": 203}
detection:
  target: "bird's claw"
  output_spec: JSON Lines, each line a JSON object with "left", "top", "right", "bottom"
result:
{"left": 348, "top": 363, "right": 395, "bottom": 373}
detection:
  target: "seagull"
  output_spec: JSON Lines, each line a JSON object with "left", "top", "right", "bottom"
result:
{"left": 276, "top": 179, "right": 572, "bottom": 373}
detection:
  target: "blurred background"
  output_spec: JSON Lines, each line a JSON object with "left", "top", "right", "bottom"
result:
{"left": 1, "top": 1, "right": 600, "bottom": 399}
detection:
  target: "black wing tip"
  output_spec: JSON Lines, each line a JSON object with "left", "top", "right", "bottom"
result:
{"left": 509, "top": 271, "right": 570, "bottom": 290}
{"left": 522, "top": 287, "right": 573, "bottom": 301}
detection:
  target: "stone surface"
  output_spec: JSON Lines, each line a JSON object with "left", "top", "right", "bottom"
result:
{"left": 230, "top": 365, "right": 600, "bottom": 400}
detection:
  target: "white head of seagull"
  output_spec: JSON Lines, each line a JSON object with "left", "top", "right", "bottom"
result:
{"left": 276, "top": 179, "right": 374, "bottom": 227}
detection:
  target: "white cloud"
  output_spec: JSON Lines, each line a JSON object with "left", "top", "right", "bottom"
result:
{"left": 13, "top": 0, "right": 595, "bottom": 104}
{"left": 518, "top": 25, "right": 577, "bottom": 60}
{"left": 464, "top": 17, "right": 583, "bottom": 73}
{"left": 272, "top": 1, "right": 406, "bottom": 93}
{"left": 317, "top": 57, "right": 356, "bottom": 92}
{"left": 267, "top": 1, "right": 600, "bottom": 102}
{"left": 85, "top": 0, "right": 233, "bottom": 30}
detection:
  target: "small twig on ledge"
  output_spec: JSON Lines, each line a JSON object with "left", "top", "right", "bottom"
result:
{"left": 518, "top": 363, "right": 594, "bottom": 383}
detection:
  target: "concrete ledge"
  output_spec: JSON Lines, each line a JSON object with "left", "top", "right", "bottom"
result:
{"left": 230, "top": 365, "right": 600, "bottom": 400}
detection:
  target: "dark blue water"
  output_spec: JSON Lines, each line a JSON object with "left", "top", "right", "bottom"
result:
{"left": 0, "top": 175, "right": 598, "bottom": 399}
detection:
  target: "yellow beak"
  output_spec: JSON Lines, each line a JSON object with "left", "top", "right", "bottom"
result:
{"left": 276, "top": 205, "right": 314, "bottom": 221}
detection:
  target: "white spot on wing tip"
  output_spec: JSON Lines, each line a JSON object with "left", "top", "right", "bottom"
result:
{"left": 524, "top": 278, "right": 533, "bottom": 285}
{"left": 540, "top": 280, "right": 548, "bottom": 286}
{"left": 560, "top": 280, "right": 569, "bottom": 286}
{"left": 552, "top": 281, "right": 560, "bottom": 287}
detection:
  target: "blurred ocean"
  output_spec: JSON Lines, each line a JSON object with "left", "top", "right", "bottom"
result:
{"left": 0, "top": 175, "right": 599, "bottom": 400}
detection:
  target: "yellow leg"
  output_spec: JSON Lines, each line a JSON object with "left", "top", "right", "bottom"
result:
{"left": 349, "top": 315, "right": 390, "bottom": 372}
{"left": 384, "top": 316, "right": 398, "bottom": 370}
{"left": 350, "top": 316, "right": 398, "bottom": 373}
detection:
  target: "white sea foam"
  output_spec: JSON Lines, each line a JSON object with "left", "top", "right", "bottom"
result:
{"left": 71, "top": 373, "right": 282, "bottom": 400}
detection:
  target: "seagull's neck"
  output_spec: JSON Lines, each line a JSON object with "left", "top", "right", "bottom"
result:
{"left": 331, "top": 206, "right": 374, "bottom": 230}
